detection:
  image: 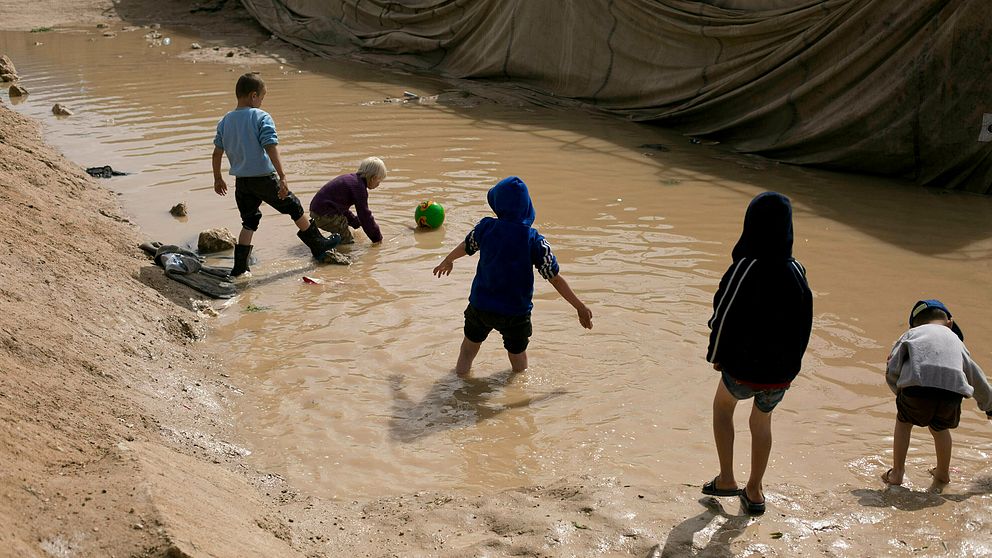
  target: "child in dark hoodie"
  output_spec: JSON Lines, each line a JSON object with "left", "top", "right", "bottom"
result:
{"left": 433, "top": 176, "right": 593, "bottom": 376}
{"left": 702, "top": 192, "right": 813, "bottom": 515}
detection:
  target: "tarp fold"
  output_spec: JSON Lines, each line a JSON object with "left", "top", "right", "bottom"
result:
{"left": 240, "top": 0, "right": 992, "bottom": 192}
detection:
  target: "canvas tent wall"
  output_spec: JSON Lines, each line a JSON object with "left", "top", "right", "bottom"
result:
{"left": 240, "top": 0, "right": 992, "bottom": 193}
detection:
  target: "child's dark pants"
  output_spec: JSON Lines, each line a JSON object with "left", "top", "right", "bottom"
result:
{"left": 896, "top": 386, "right": 963, "bottom": 431}
{"left": 235, "top": 174, "right": 305, "bottom": 231}
{"left": 463, "top": 304, "right": 532, "bottom": 354}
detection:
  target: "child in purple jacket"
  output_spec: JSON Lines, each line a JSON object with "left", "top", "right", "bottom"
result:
{"left": 310, "top": 157, "right": 386, "bottom": 245}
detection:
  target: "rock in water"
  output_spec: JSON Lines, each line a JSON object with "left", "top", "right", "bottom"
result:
{"left": 197, "top": 228, "right": 236, "bottom": 253}
{"left": 319, "top": 250, "right": 352, "bottom": 265}
{"left": 169, "top": 202, "right": 188, "bottom": 217}
{"left": 0, "top": 54, "right": 15, "bottom": 76}
{"left": 9, "top": 84, "right": 28, "bottom": 97}
{"left": 52, "top": 103, "right": 73, "bottom": 116}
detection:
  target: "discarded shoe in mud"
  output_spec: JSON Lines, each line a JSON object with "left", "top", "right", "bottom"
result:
{"left": 85, "top": 165, "right": 128, "bottom": 178}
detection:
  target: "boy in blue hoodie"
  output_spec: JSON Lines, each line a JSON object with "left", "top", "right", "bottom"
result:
{"left": 432, "top": 176, "right": 593, "bottom": 376}
{"left": 703, "top": 192, "right": 813, "bottom": 515}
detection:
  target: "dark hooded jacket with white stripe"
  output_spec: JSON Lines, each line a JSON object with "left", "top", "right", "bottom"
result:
{"left": 706, "top": 192, "right": 813, "bottom": 387}
{"left": 464, "top": 176, "right": 559, "bottom": 316}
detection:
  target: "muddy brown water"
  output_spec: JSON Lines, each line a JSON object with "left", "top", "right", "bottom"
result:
{"left": 4, "top": 25, "right": 992, "bottom": 553}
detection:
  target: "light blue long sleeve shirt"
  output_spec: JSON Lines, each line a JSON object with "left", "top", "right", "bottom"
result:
{"left": 213, "top": 107, "right": 278, "bottom": 177}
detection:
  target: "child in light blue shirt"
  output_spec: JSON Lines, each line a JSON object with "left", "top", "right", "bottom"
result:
{"left": 211, "top": 72, "right": 339, "bottom": 276}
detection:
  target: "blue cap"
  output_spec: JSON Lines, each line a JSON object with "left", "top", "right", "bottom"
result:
{"left": 910, "top": 299, "right": 964, "bottom": 341}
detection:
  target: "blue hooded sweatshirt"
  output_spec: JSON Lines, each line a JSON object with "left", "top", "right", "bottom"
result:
{"left": 706, "top": 192, "right": 813, "bottom": 387}
{"left": 464, "top": 176, "right": 559, "bottom": 316}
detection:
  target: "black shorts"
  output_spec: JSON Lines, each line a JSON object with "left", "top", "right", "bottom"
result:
{"left": 463, "top": 304, "right": 532, "bottom": 354}
{"left": 896, "top": 386, "right": 963, "bottom": 432}
{"left": 234, "top": 174, "right": 305, "bottom": 231}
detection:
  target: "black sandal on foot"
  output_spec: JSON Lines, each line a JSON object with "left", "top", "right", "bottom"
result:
{"left": 739, "top": 490, "right": 766, "bottom": 515}
{"left": 702, "top": 476, "right": 742, "bottom": 497}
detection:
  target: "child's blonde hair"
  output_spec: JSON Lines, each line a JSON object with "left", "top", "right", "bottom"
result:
{"left": 357, "top": 157, "right": 387, "bottom": 181}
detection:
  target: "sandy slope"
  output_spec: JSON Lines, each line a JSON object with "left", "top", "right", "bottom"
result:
{"left": 0, "top": 5, "right": 305, "bottom": 556}
{"left": 0, "top": 93, "right": 312, "bottom": 556}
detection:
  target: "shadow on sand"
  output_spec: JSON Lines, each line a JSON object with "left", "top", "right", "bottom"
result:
{"left": 850, "top": 474, "right": 992, "bottom": 512}
{"left": 648, "top": 496, "right": 752, "bottom": 558}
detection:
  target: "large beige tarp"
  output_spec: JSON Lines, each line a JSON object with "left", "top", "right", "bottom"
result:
{"left": 240, "top": 0, "right": 992, "bottom": 193}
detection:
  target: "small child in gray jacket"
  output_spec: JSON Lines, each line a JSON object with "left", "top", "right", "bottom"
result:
{"left": 882, "top": 299, "right": 992, "bottom": 488}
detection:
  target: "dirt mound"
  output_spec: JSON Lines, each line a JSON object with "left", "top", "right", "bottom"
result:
{"left": 0, "top": 103, "right": 305, "bottom": 557}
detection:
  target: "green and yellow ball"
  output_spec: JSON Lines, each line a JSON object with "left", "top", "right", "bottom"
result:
{"left": 415, "top": 200, "right": 445, "bottom": 229}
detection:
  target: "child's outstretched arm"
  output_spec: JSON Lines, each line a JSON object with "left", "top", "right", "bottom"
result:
{"left": 549, "top": 274, "right": 593, "bottom": 329}
{"left": 433, "top": 241, "right": 467, "bottom": 277}
{"left": 212, "top": 147, "right": 227, "bottom": 195}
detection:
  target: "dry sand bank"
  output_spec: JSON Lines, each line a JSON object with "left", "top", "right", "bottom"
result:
{"left": 0, "top": 96, "right": 310, "bottom": 556}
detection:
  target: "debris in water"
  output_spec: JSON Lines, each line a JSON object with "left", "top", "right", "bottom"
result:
{"left": 85, "top": 165, "right": 128, "bottom": 178}
{"left": 638, "top": 143, "right": 669, "bottom": 152}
